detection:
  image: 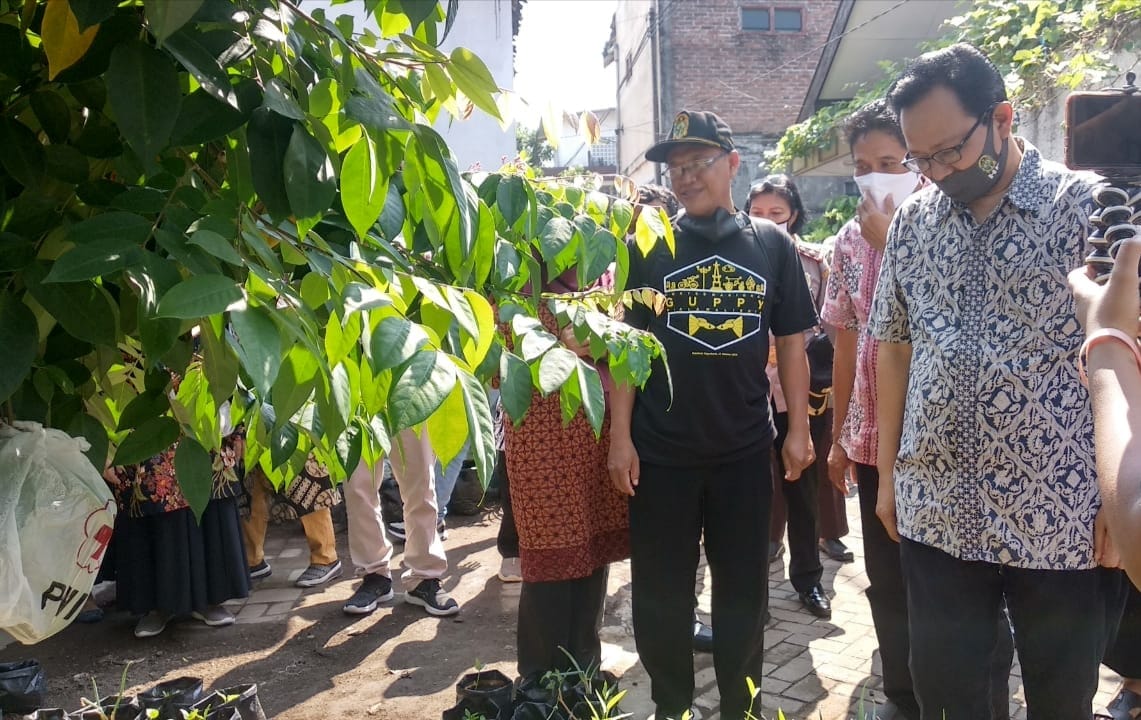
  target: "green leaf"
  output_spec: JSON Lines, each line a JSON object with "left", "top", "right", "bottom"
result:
{"left": 70, "top": 0, "right": 119, "bottom": 30}
{"left": 111, "top": 187, "right": 167, "bottom": 214}
{"left": 520, "top": 328, "right": 558, "bottom": 362}
{"left": 498, "top": 351, "right": 532, "bottom": 423}
{"left": 45, "top": 238, "right": 145, "bottom": 282}
{"left": 0, "top": 234, "right": 37, "bottom": 272}
{"left": 174, "top": 436, "right": 213, "bottom": 523}
{"left": 66, "top": 412, "right": 109, "bottom": 472}
{"left": 299, "top": 272, "right": 330, "bottom": 310}
{"left": 200, "top": 320, "right": 238, "bottom": 405}
{"left": 341, "top": 133, "right": 390, "bottom": 238}
{"left": 107, "top": 41, "right": 182, "bottom": 169}
{"left": 30, "top": 89, "right": 72, "bottom": 143}
{"left": 578, "top": 227, "right": 618, "bottom": 287}
{"left": 345, "top": 79, "right": 410, "bottom": 133}
{"left": 118, "top": 390, "right": 170, "bottom": 431}
{"left": 67, "top": 212, "right": 152, "bottom": 246}
{"left": 456, "top": 368, "right": 495, "bottom": 489}
{"left": 426, "top": 382, "right": 468, "bottom": 467}
{"left": 387, "top": 350, "right": 457, "bottom": 431}
{"left": 495, "top": 176, "right": 526, "bottom": 225}
{"left": 170, "top": 85, "right": 253, "bottom": 146}
{"left": 112, "top": 416, "right": 180, "bottom": 466}
{"left": 283, "top": 125, "right": 336, "bottom": 222}
{"left": 187, "top": 229, "right": 243, "bottom": 266}
{"left": 27, "top": 266, "right": 119, "bottom": 346}
{"left": 270, "top": 345, "right": 319, "bottom": 428}
{"left": 144, "top": 0, "right": 204, "bottom": 44}
{"left": 537, "top": 346, "right": 577, "bottom": 395}
{"left": 163, "top": 28, "right": 238, "bottom": 109}
{"left": 369, "top": 316, "right": 430, "bottom": 372}
{"left": 156, "top": 275, "right": 245, "bottom": 318}
{"left": 448, "top": 46, "right": 501, "bottom": 120}
{"left": 0, "top": 293, "right": 38, "bottom": 403}
{"left": 610, "top": 199, "right": 634, "bottom": 238}
{"left": 324, "top": 311, "right": 361, "bottom": 368}
{"left": 246, "top": 108, "right": 294, "bottom": 219}
{"left": 539, "top": 215, "right": 574, "bottom": 265}
{"left": 577, "top": 360, "right": 605, "bottom": 436}
{"left": 262, "top": 78, "right": 306, "bottom": 121}
{"left": 230, "top": 305, "right": 283, "bottom": 397}
{"left": 269, "top": 422, "right": 299, "bottom": 470}
{"left": 0, "top": 119, "right": 45, "bottom": 188}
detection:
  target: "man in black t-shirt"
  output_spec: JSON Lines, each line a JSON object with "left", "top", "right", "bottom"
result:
{"left": 610, "top": 110, "right": 817, "bottom": 720}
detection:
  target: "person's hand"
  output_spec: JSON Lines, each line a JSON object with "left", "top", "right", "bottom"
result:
{"left": 827, "top": 442, "right": 850, "bottom": 494}
{"left": 781, "top": 423, "right": 814, "bottom": 482}
{"left": 1095, "top": 506, "right": 1121, "bottom": 568}
{"left": 857, "top": 193, "right": 895, "bottom": 253}
{"left": 876, "top": 469, "right": 900, "bottom": 542}
{"left": 607, "top": 434, "right": 640, "bottom": 496}
{"left": 1068, "top": 234, "right": 1141, "bottom": 338}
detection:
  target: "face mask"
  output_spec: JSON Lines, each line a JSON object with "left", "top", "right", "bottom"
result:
{"left": 854, "top": 171, "right": 920, "bottom": 208}
{"left": 932, "top": 119, "right": 1009, "bottom": 205}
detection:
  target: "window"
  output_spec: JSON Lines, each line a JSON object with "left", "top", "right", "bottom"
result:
{"left": 741, "top": 6, "right": 803, "bottom": 33}
{"left": 774, "top": 8, "right": 802, "bottom": 32}
{"left": 741, "top": 8, "right": 771, "bottom": 31}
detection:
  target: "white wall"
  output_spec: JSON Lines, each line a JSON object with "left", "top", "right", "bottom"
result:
{"left": 614, "top": 1, "right": 657, "bottom": 183}
{"left": 555, "top": 108, "right": 618, "bottom": 167}
{"left": 302, "top": 0, "right": 515, "bottom": 171}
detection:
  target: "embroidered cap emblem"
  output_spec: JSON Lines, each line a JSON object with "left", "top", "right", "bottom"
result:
{"left": 671, "top": 112, "right": 690, "bottom": 140}
{"left": 978, "top": 153, "right": 998, "bottom": 178}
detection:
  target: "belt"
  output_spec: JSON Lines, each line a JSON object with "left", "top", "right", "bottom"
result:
{"left": 808, "top": 387, "right": 832, "bottom": 417}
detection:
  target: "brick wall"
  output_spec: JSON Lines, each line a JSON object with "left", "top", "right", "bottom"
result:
{"left": 659, "top": 0, "right": 839, "bottom": 136}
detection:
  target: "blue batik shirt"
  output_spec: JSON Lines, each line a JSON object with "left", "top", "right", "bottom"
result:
{"left": 868, "top": 139, "right": 1101, "bottom": 570}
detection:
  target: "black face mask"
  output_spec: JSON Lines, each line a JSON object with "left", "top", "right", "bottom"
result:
{"left": 934, "top": 119, "right": 1009, "bottom": 205}
{"left": 677, "top": 207, "right": 748, "bottom": 241}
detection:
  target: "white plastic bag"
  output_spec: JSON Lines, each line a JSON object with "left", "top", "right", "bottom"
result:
{"left": 0, "top": 421, "right": 117, "bottom": 644}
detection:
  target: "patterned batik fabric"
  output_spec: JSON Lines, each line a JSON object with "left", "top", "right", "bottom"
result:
{"left": 867, "top": 140, "right": 1101, "bottom": 570}
{"left": 821, "top": 218, "right": 885, "bottom": 467}
{"left": 108, "top": 432, "right": 246, "bottom": 518}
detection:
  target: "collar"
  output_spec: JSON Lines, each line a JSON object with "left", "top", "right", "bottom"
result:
{"left": 932, "top": 137, "right": 1046, "bottom": 218}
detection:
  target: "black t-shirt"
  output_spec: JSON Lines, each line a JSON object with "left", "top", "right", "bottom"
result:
{"left": 624, "top": 211, "right": 818, "bottom": 466}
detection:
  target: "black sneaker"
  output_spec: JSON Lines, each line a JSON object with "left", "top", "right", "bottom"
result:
{"left": 249, "top": 559, "right": 272, "bottom": 580}
{"left": 405, "top": 578, "right": 460, "bottom": 616}
{"left": 342, "top": 573, "right": 394, "bottom": 615}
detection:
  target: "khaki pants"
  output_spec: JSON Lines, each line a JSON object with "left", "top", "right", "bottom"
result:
{"left": 241, "top": 470, "right": 337, "bottom": 567}
{"left": 345, "top": 427, "right": 446, "bottom": 582}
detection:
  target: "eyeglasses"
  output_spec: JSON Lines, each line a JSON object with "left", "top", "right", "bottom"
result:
{"left": 666, "top": 151, "right": 728, "bottom": 179}
{"left": 902, "top": 106, "right": 994, "bottom": 174}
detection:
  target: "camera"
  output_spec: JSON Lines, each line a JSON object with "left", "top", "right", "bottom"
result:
{"left": 1064, "top": 73, "right": 1141, "bottom": 282}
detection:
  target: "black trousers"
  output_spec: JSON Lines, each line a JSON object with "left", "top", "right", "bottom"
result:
{"left": 901, "top": 538, "right": 1126, "bottom": 720}
{"left": 771, "top": 411, "right": 827, "bottom": 593}
{"left": 494, "top": 450, "right": 519, "bottom": 559}
{"left": 517, "top": 566, "right": 609, "bottom": 678}
{"left": 630, "top": 448, "right": 772, "bottom": 720}
{"left": 1104, "top": 579, "right": 1141, "bottom": 678}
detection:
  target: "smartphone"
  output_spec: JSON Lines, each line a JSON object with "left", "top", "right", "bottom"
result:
{"left": 1064, "top": 91, "right": 1141, "bottom": 176}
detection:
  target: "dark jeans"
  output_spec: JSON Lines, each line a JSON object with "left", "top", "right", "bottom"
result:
{"left": 854, "top": 463, "right": 919, "bottom": 719}
{"left": 494, "top": 450, "right": 519, "bottom": 559}
{"left": 517, "top": 567, "right": 609, "bottom": 678}
{"left": 630, "top": 448, "right": 772, "bottom": 720}
{"left": 857, "top": 465, "right": 1014, "bottom": 720}
{"left": 901, "top": 538, "right": 1126, "bottom": 720}
{"left": 1104, "top": 579, "right": 1141, "bottom": 678}
{"left": 771, "top": 411, "right": 826, "bottom": 593}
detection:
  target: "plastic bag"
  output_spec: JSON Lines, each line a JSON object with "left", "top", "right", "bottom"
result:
{"left": 0, "top": 422, "right": 117, "bottom": 644}
{"left": 0, "top": 659, "right": 46, "bottom": 713}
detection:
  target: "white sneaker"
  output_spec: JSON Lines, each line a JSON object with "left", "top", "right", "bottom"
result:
{"left": 497, "top": 557, "right": 522, "bottom": 582}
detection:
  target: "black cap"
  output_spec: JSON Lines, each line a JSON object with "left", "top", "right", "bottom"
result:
{"left": 645, "top": 110, "right": 735, "bottom": 163}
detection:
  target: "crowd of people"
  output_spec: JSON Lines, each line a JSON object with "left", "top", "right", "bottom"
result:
{"left": 79, "top": 40, "right": 1141, "bottom": 720}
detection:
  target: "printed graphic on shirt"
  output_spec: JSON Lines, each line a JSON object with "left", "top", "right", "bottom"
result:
{"left": 663, "top": 255, "right": 767, "bottom": 351}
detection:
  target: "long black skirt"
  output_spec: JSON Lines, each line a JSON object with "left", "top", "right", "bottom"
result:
{"left": 113, "top": 498, "right": 250, "bottom": 616}
{"left": 1105, "top": 579, "right": 1141, "bottom": 678}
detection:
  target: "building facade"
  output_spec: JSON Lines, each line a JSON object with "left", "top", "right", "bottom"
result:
{"left": 610, "top": 0, "right": 843, "bottom": 205}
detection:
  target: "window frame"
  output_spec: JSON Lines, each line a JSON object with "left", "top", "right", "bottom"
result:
{"left": 772, "top": 6, "right": 803, "bottom": 32}
{"left": 740, "top": 5, "right": 804, "bottom": 34}
{"left": 740, "top": 6, "right": 772, "bottom": 31}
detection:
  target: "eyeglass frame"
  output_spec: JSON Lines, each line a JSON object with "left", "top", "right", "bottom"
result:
{"left": 665, "top": 150, "right": 730, "bottom": 179}
{"left": 901, "top": 103, "right": 997, "bottom": 174}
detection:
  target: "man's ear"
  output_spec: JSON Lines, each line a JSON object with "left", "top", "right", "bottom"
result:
{"left": 993, "top": 101, "right": 1015, "bottom": 138}
{"left": 728, "top": 150, "right": 741, "bottom": 176}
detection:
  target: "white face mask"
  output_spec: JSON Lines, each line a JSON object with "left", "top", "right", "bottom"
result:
{"left": 854, "top": 171, "right": 920, "bottom": 209}
{"left": 774, "top": 221, "right": 788, "bottom": 234}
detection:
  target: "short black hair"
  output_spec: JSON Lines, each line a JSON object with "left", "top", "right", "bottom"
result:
{"left": 637, "top": 183, "right": 679, "bottom": 216}
{"left": 845, "top": 98, "right": 905, "bottom": 150}
{"left": 886, "top": 43, "right": 1007, "bottom": 118}
{"left": 747, "top": 174, "right": 808, "bottom": 236}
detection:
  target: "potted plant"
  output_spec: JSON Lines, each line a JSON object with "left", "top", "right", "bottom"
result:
{"left": 138, "top": 677, "right": 205, "bottom": 720}
{"left": 454, "top": 661, "right": 513, "bottom": 720}
{"left": 189, "top": 684, "right": 265, "bottom": 720}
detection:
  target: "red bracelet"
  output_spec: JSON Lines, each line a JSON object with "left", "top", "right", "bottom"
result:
{"left": 1077, "top": 328, "right": 1141, "bottom": 386}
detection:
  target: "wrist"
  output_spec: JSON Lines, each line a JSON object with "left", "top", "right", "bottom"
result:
{"left": 1078, "top": 328, "right": 1141, "bottom": 385}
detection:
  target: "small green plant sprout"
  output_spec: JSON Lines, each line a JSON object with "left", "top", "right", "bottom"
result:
{"left": 179, "top": 710, "right": 210, "bottom": 720}
{"left": 461, "top": 710, "right": 488, "bottom": 720}
{"left": 79, "top": 661, "right": 135, "bottom": 720}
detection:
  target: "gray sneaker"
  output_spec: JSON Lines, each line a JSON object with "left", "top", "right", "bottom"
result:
{"left": 343, "top": 573, "right": 394, "bottom": 615}
{"left": 134, "top": 610, "right": 172, "bottom": 638}
{"left": 295, "top": 560, "right": 343, "bottom": 588}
